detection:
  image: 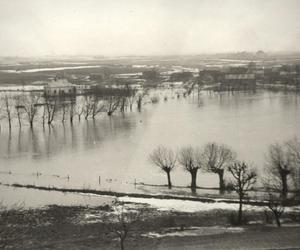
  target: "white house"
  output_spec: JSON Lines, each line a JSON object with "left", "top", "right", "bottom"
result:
{"left": 44, "top": 78, "right": 76, "bottom": 96}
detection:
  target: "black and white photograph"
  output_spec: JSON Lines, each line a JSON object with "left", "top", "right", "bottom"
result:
{"left": 0, "top": 0, "right": 300, "bottom": 249}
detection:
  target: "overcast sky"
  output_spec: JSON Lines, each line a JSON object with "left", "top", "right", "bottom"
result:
{"left": 0, "top": 0, "right": 299, "bottom": 56}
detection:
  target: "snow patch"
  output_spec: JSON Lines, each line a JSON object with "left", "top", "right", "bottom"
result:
{"left": 118, "top": 196, "right": 300, "bottom": 213}
{"left": 142, "top": 226, "right": 244, "bottom": 238}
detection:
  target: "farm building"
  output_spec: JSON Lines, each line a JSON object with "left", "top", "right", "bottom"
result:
{"left": 44, "top": 78, "right": 76, "bottom": 96}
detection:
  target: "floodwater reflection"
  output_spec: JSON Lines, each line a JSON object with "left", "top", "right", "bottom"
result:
{"left": 0, "top": 90, "right": 300, "bottom": 205}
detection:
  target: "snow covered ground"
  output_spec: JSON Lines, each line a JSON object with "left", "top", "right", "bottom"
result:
{"left": 119, "top": 196, "right": 300, "bottom": 213}
{"left": 142, "top": 226, "right": 244, "bottom": 238}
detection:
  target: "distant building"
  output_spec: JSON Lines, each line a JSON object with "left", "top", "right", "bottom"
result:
{"left": 44, "top": 78, "right": 93, "bottom": 96}
{"left": 224, "top": 73, "right": 255, "bottom": 83}
{"left": 75, "top": 83, "right": 93, "bottom": 94}
{"left": 44, "top": 78, "right": 76, "bottom": 96}
{"left": 221, "top": 73, "right": 256, "bottom": 91}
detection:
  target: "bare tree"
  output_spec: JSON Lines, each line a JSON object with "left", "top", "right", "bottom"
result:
{"left": 202, "top": 143, "right": 236, "bottom": 192}
{"left": 14, "top": 94, "right": 25, "bottom": 128}
{"left": 104, "top": 201, "right": 143, "bottom": 250}
{"left": 265, "top": 143, "right": 293, "bottom": 199}
{"left": 228, "top": 162, "right": 257, "bottom": 225}
{"left": 126, "top": 85, "right": 137, "bottom": 111}
{"left": 136, "top": 91, "right": 147, "bottom": 112}
{"left": 149, "top": 146, "right": 177, "bottom": 189}
{"left": 18, "top": 93, "right": 41, "bottom": 128}
{"left": 41, "top": 105, "right": 46, "bottom": 127}
{"left": 91, "top": 97, "right": 105, "bottom": 119}
{"left": 178, "top": 146, "right": 203, "bottom": 192}
{"left": 106, "top": 96, "right": 121, "bottom": 116}
{"left": 0, "top": 95, "right": 13, "bottom": 130}
{"left": 44, "top": 94, "right": 58, "bottom": 125}
{"left": 119, "top": 95, "right": 128, "bottom": 113}
{"left": 69, "top": 100, "right": 76, "bottom": 124}
{"left": 76, "top": 103, "right": 84, "bottom": 121}
{"left": 83, "top": 96, "right": 94, "bottom": 120}
{"left": 60, "top": 102, "right": 68, "bottom": 123}
{"left": 265, "top": 193, "right": 285, "bottom": 227}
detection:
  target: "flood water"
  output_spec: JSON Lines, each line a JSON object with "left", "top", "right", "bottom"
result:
{"left": 1, "top": 90, "right": 300, "bottom": 207}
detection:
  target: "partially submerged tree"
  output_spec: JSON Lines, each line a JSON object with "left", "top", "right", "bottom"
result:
{"left": 178, "top": 146, "right": 203, "bottom": 192}
{"left": 69, "top": 100, "right": 76, "bottom": 124}
{"left": 43, "top": 94, "right": 58, "bottom": 125}
{"left": 18, "top": 93, "right": 41, "bottom": 128}
{"left": 149, "top": 146, "right": 177, "bottom": 189}
{"left": 76, "top": 103, "right": 84, "bottom": 121}
{"left": 126, "top": 85, "right": 137, "bottom": 111}
{"left": 265, "top": 143, "right": 293, "bottom": 199}
{"left": 60, "top": 102, "right": 68, "bottom": 123}
{"left": 83, "top": 96, "right": 94, "bottom": 120}
{"left": 136, "top": 91, "right": 147, "bottom": 112}
{"left": 106, "top": 96, "right": 121, "bottom": 116}
{"left": 91, "top": 97, "right": 105, "bottom": 119}
{"left": 228, "top": 161, "right": 257, "bottom": 225}
{"left": 14, "top": 94, "right": 25, "bottom": 127}
{"left": 0, "top": 94, "right": 13, "bottom": 129}
{"left": 202, "top": 142, "right": 236, "bottom": 192}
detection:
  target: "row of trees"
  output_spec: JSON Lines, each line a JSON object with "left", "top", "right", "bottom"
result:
{"left": 149, "top": 139, "right": 300, "bottom": 225}
{"left": 149, "top": 143, "right": 236, "bottom": 192}
{"left": 0, "top": 87, "right": 148, "bottom": 130}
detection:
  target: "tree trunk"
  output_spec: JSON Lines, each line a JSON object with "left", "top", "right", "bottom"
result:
{"left": 190, "top": 169, "right": 198, "bottom": 193}
{"left": 120, "top": 238, "right": 125, "bottom": 250}
{"left": 166, "top": 171, "right": 172, "bottom": 189}
{"left": 238, "top": 195, "right": 243, "bottom": 225}
{"left": 18, "top": 115, "right": 22, "bottom": 127}
{"left": 281, "top": 173, "right": 288, "bottom": 199}
{"left": 218, "top": 169, "right": 225, "bottom": 193}
{"left": 274, "top": 212, "right": 281, "bottom": 227}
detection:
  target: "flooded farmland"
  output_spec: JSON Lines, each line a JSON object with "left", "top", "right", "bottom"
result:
{"left": 1, "top": 90, "right": 300, "bottom": 207}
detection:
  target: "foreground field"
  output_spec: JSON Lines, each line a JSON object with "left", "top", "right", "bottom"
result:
{"left": 1, "top": 202, "right": 300, "bottom": 250}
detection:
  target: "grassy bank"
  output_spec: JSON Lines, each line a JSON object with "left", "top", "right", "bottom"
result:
{"left": 1, "top": 200, "right": 300, "bottom": 249}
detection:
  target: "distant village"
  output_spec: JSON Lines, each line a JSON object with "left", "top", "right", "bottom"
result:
{"left": 40, "top": 61, "right": 300, "bottom": 97}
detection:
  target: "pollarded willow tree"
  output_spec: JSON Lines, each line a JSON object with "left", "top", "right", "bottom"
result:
{"left": 228, "top": 162, "right": 257, "bottom": 225}
{"left": 149, "top": 146, "right": 177, "bottom": 189}
{"left": 202, "top": 142, "right": 236, "bottom": 193}
{"left": 265, "top": 143, "right": 293, "bottom": 199}
{"left": 178, "top": 146, "right": 203, "bottom": 192}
